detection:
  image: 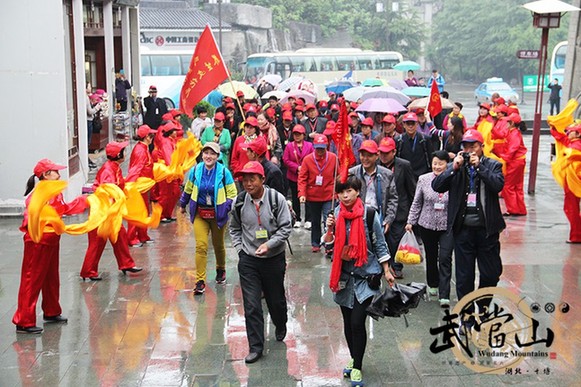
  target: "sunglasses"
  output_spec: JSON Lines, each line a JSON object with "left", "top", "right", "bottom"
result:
{"left": 403, "top": 121, "right": 416, "bottom": 125}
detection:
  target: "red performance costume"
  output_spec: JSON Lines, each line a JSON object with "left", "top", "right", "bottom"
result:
{"left": 126, "top": 127, "right": 159, "bottom": 245}
{"left": 495, "top": 114, "right": 527, "bottom": 216}
{"left": 13, "top": 160, "right": 88, "bottom": 332}
{"left": 153, "top": 123, "right": 181, "bottom": 221}
{"left": 80, "top": 142, "right": 138, "bottom": 279}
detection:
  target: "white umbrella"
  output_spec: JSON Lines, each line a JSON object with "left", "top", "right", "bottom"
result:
{"left": 360, "top": 86, "right": 410, "bottom": 105}
{"left": 280, "top": 90, "right": 316, "bottom": 105}
{"left": 342, "top": 86, "right": 370, "bottom": 102}
{"left": 261, "top": 90, "right": 287, "bottom": 100}
{"left": 407, "top": 96, "right": 455, "bottom": 110}
{"left": 259, "top": 74, "right": 282, "bottom": 86}
{"left": 277, "top": 76, "right": 305, "bottom": 92}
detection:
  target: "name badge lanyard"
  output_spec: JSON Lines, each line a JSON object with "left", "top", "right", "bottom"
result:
{"left": 468, "top": 166, "right": 476, "bottom": 193}
{"left": 254, "top": 201, "right": 268, "bottom": 239}
{"left": 313, "top": 152, "right": 329, "bottom": 175}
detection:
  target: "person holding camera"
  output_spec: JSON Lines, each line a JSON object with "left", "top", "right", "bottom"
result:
{"left": 323, "top": 175, "right": 395, "bottom": 387}
{"left": 432, "top": 129, "right": 505, "bottom": 335}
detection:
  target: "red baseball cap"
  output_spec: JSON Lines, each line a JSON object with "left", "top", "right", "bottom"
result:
{"left": 170, "top": 109, "right": 182, "bottom": 117}
{"left": 479, "top": 103, "right": 491, "bottom": 111}
{"left": 247, "top": 136, "right": 268, "bottom": 156}
{"left": 161, "top": 122, "right": 178, "bottom": 134}
{"left": 33, "top": 158, "right": 66, "bottom": 178}
{"left": 226, "top": 103, "right": 236, "bottom": 110}
{"left": 349, "top": 112, "right": 359, "bottom": 119}
{"left": 148, "top": 85, "right": 157, "bottom": 92}
{"left": 507, "top": 113, "right": 521, "bottom": 124}
{"left": 294, "top": 105, "right": 305, "bottom": 112}
{"left": 330, "top": 104, "right": 339, "bottom": 111}
{"left": 162, "top": 112, "right": 174, "bottom": 121}
{"left": 292, "top": 124, "right": 306, "bottom": 134}
{"left": 137, "top": 125, "right": 157, "bottom": 138}
{"left": 105, "top": 141, "right": 129, "bottom": 158}
{"left": 214, "top": 112, "right": 226, "bottom": 121}
{"left": 495, "top": 104, "right": 509, "bottom": 114}
{"left": 507, "top": 105, "right": 520, "bottom": 115}
{"left": 295, "top": 99, "right": 305, "bottom": 106}
{"left": 313, "top": 134, "right": 328, "bottom": 148}
{"left": 235, "top": 161, "right": 265, "bottom": 178}
{"left": 350, "top": 102, "right": 358, "bottom": 110}
{"left": 493, "top": 97, "right": 506, "bottom": 105}
{"left": 328, "top": 91, "right": 336, "bottom": 97}
{"left": 224, "top": 97, "right": 233, "bottom": 103}
{"left": 359, "top": 140, "right": 379, "bottom": 154}
{"left": 282, "top": 111, "right": 293, "bottom": 121}
{"left": 236, "top": 90, "right": 245, "bottom": 97}
{"left": 246, "top": 105, "right": 257, "bottom": 113}
{"left": 361, "top": 117, "right": 374, "bottom": 127}
{"left": 462, "top": 129, "right": 484, "bottom": 144}
{"left": 382, "top": 114, "right": 396, "bottom": 124}
{"left": 323, "top": 121, "right": 336, "bottom": 136}
{"left": 305, "top": 103, "right": 317, "bottom": 111}
{"left": 566, "top": 123, "right": 581, "bottom": 133}
{"left": 266, "top": 107, "right": 276, "bottom": 119}
{"left": 282, "top": 103, "right": 292, "bottom": 111}
{"left": 413, "top": 108, "right": 425, "bottom": 115}
{"left": 402, "top": 112, "right": 418, "bottom": 122}
{"left": 245, "top": 117, "right": 259, "bottom": 127}
{"left": 378, "top": 137, "right": 396, "bottom": 153}
{"left": 319, "top": 100, "right": 328, "bottom": 108}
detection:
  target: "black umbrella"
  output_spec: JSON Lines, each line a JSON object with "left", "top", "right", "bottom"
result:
{"left": 366, "top": 282, "right": 427, "bottom": 323}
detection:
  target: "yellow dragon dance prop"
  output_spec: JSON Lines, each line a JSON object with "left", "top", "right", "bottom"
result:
{"left": 548, "top": 98, "right": 581, "bottom": 197}
{"left": 153, "top": 134, "right": 202, "bottom": 183}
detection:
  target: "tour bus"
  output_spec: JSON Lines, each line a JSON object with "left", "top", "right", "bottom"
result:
{"left": 243, "top": 48, "right": 404, "bottom": 98}
{"left": 140, "top": 49, "right": 192, "bottom": 107}
{"left": 549, "top": 41, "right": 567, "bottom": 86}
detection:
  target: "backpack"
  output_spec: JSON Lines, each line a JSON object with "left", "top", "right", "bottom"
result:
{"left": 234, "top": 187, "right": 296, "bottom": 228}
{"left": 92, "top": 111, "right": 102, "bottom": 133}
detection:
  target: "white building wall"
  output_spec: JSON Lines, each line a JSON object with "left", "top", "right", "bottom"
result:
{"left": 0, "top": 0, "right": 73, "bottom": 210}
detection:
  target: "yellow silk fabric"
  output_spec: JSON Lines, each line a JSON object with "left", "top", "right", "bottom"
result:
{"left": 153, "top": 135, "right": 201, "bottom": 183}
{"left": 549, "top": 99, "right": 581, "bottom": 196}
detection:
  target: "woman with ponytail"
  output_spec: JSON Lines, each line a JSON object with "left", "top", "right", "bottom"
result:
{"left": 13, "top": 159, "right": 88, "bottom": 334}
{"left": 323, "top": 175, "right": 395, "bottom": 387}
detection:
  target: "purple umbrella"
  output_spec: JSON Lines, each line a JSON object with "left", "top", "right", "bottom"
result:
{"left": 355, "top": 98, "right": 407, "bottom": 114}
{"left": 388, "top": 79, "right": 409, "bottom": 91}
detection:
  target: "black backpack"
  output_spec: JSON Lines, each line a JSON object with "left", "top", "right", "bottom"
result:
{"left": 234, "top": 187, "right": 296, "bottom": 228}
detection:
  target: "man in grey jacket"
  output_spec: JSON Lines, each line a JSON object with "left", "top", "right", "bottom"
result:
{"left": 230, "top": 161, "right": 292, "bottom": 364}
{"left": 349, "top": 140, "right": 398, "bottom": 232}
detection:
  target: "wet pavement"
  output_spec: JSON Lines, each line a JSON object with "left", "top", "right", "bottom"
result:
{"left": 1, "top": 134, "right": 580, "bottom": 386}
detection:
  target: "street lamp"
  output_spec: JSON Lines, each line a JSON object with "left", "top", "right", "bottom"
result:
{"left": 522, "top": 0, "right": 579, "bottom": 194}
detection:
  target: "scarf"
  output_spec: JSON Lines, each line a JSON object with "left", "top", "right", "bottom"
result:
{"left": 329, "top": 198, "right": 368, "bottom": 292}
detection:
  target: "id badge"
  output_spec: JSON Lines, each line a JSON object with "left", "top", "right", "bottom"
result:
{"left": 255, "top": 228, "right": 268, "bottom": 240}
{"left": 155, "top": 108, "right": 159, "bottom": 115}
{"left": 206, "top": 193, "right": 212, "bottom": 206}
{"left": 467, "top": 193, "right": 477, "bottom": 208}
{"left": 315, "top": 175, "right": 323, "bottom": 186}
{"left": 434, "top": 202, "right": 445, "bottom": 211}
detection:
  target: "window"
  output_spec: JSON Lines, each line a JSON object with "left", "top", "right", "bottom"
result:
{"left": 357, "top": 56, "right": 377, "bottom": 70}
{"left": 141, "top": 55, "right": 151, "bottom": 77}
{"left": 180, "top": 55, "right": 192, "bottom": 75}
{"left": 150, "top": 55, "right": 181, "bottom": 76}
{"left": 377, "top": 56, "right": 399, "bottom": 69}
{"left": 336, "top": 56, "right": 356, "bottom": 71}
{"left": 290, "top": 57, "right": 308, "bottom": 72}
{"left": 318, "top": 56, "right": 336, "bottom": 71}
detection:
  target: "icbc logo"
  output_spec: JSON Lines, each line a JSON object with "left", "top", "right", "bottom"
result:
{"left": 155, "top": 36, "right": 165, "bottom": 46}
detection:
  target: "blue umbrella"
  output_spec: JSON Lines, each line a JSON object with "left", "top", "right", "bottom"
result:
{"left": 401, "top": 87, "right": 431, "bottom": 97}
{"left": 393, "top": 61, "right": 421, "bottom": 71}
{"left": 325, "top": 80, "right": 358, "bottom": 95}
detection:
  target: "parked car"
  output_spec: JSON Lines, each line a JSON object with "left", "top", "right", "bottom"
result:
{"left": 474, "top": 77, "right": 519, "bottom": 104}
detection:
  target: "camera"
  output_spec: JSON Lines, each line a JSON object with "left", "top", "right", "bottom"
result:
{"left": 462, "top": 152, "right": 471, "bottom": 165}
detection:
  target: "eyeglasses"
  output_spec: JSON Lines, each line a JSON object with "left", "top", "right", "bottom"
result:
{"left": 403, "top": 121, "right": 416, "bottom": 125}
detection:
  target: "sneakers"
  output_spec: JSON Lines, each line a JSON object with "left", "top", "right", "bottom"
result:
{"left": 304, "top": 221, "right": 312, "bottom": 230}
{"left": 343, "top": 358, "right": 354, "bottom": 378}
{"left": 293, "top": 222, "right": 301, "bottom": 229}
{"left": 216, "top": 269, "right": 226, "bottom": 284}
{"left": 193, "top": 280, "right": 206, "bottom": 295}
{"left": 428, "top": 287, "right": 438, "bottom": 297}
{"left": 350, "top": 368, "right": 364, "bottom": 387}
{"left": 439, "top": 299, "right": 450, "bottom": 308}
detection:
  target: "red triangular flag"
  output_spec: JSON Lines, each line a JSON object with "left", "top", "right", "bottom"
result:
{"left": 427, "top": 79, "right": 442, "bottom": 118}
{"left": 180, "top": 26, "right": 229, "bottom": 117}
{"left": 332, "top": 99, "right": 356, "bottom": 183}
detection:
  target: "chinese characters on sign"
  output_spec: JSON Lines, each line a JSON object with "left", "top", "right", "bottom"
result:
{"left": 516, "top": 50, "right": 541, "bottom": 59}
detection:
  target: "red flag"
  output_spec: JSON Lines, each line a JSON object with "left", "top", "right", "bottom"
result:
{"left": 427, "top": 79, "right": 442, "bottom": 118}
{"left": 180, "top": 25, "right": 229, "bottom": 117}
{"left": 332, "top": 99, "right": 356, "bottom": 183}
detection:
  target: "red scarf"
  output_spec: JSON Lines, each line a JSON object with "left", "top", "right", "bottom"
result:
{"left": 329, "top": 198, "right": 368, "bottom": 292}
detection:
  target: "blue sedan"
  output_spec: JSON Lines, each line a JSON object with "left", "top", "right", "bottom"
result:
{"left": 474, "top": 78, "right": 519, "bottom": 104}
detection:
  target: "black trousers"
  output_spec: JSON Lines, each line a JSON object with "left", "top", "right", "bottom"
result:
{"left": 419, "top": 226, "right": 454, "bottom": 299}
{"left": 340, "top": 297, "right": 372, "bottom": 370}
{"left": 387, "top": 220, "right": 406, "bottom": 271}
{"left": 288, "top": 180, "right": 301, "bottom": 222}
{"left": 238, "top": 251, "right": 288, "bottom": 353}
{"left": 454, "top": 227, "right": 502, "bottom": 314}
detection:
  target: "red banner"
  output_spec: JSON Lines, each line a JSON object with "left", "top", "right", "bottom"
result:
{"left": 332, "top": 99, "right": 356, "bottom": 183}
{"left": 180, "top": 25, "right": 229, "bottom": 117}
{"left": 427, "top": 79, "right": 442, "bottom": 118}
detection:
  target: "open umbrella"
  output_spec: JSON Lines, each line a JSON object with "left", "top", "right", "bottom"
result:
{"left": 218, "top": 81, "right": 258, "bottom": 99}
{"left": 261, "top": 90, "right": 287, "bottom": 101}
{"left": 277, "top": 76, "right": 305, "bottom": 92}
{"left": 325, "top": 80, "right": 358, "bottom": 95}
{"left": 362, "top": 78, "right": 388, "bottom": 87}
{"left": 342, "top": 86, "right": 370, "bottom": 102}
{"left": 361, "top": 86, "right": 410, "bottom": 105}
{"left": 259, "top": 74, "right": 282, "bottom": 86}
{"left": 407, "top": 96, "right": 455, "bottom": 111}
{"left": 279, "top": 89, "right": 316, "bottom": 105}
{"left": 366, "top": 282, "right": 426, "bottom": 321}
{"left": 401, "top": 87, "right": 430, "bottom": 97}
{"left": 393, "top": 60, "right": 421, "bottom": 72}
{"left": 355, "top": 98, "right": 407, "bottom": 114}
{"left": 388, "top": 79, "right": 408, "bottom": 91}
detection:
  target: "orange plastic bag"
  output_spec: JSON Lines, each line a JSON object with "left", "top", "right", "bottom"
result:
{"left": 395, "top": 231, "right": 424, "bottom": 265}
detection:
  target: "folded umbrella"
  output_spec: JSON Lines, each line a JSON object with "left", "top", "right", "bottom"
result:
{"left": 366, "top": 282, "right": 427, "bottom": 321}
{"left": 356, "top": 98, "right": 407, "bottom": 114}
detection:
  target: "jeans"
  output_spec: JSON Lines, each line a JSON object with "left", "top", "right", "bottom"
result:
{"left": 238, "top": 251, "right": 288, "bottom": 353}
{"left": 418, "top": 226, "right": 454, "bottom": 299}
{"left": 308, "top": 200, "right": 332, "bottom": 247}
